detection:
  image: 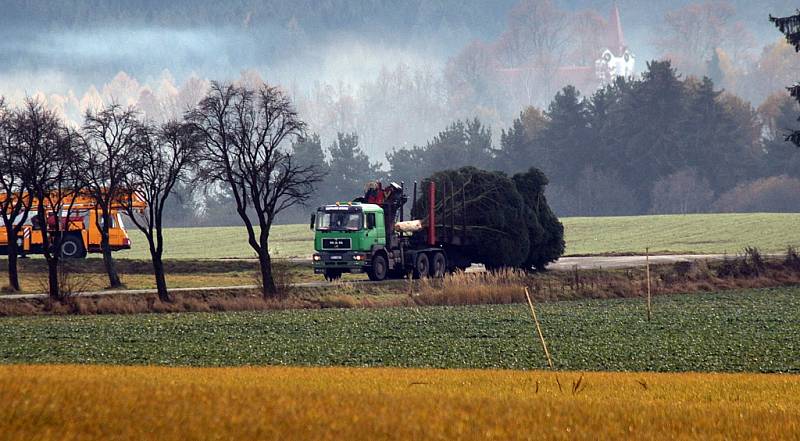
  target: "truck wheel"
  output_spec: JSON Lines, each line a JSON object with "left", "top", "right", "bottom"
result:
{"left": 324, "top": 270, "right": 342, "bottom": 282}
{"left": 431, "top": 252, "right": 447, "bottom": 278}
{"left": 413, "top": 253, "right": 430, "bottom": 279}
{"left": 368, "top": 254, "right": 388, "bottom": 282}
{"left": 60, "top": 236, "right": 86, "bottom": 259}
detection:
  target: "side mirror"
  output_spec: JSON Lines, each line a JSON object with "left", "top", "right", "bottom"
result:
{"left": 366, "top": 213, "right": 376, "bottom": 229}
{"left": 309, "top": 213, "right": 316, "bottom": 230}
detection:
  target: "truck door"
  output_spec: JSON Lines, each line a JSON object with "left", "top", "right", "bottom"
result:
{"left": 376, "top": 212, "right": 386, "bottom": 245}
{"left": 365, "top": 212, "right": 385, "bottom": 247}
{"left": 365, "top": 212, "right": 386, "bottom": 246}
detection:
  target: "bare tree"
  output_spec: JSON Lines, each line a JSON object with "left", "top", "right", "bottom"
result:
{"left": 121, "top": 120, "right": 201, "bottom": 302}
{"left": 650, "top": 168, "right": 714, "bottom": 214}
{"left": 0, "top": 98, "right": 34, "bottom": 292}
{"left": 495, "top": 0, "right": 571, "bottom": 103}
{"left": 188, "top": 82, "right": 324, "bottom": 297}
{"left": 657, "top": 1, "right": 754, "bottom": 77}
{"left": 15, "top": 99, "right": 83, "bottom": 300}
{"left": 82, "top": 103, "right": 144, "bottom": 288}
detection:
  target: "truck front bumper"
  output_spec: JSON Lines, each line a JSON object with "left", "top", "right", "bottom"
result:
{"left": 313, "top": 251, "right": 368, "bottom": 274}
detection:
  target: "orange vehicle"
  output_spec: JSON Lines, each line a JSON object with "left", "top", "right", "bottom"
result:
{"left": 0, "top": 192, "right": 146, "bottom": 258}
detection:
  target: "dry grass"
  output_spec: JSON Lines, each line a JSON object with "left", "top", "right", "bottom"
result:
{"left": 0, "top": 364, "right": 797, "bottom": 440}
{"left": 410, "top": 250, "right": 800, "bottom": 308}
{"left": 412, "top": 269, "right": 530, "bottom": 306}
{"left": 0, "top": 258, "right": 312, "bottom": 294}
{"left": 5, "top": 248, "right": 800, "bottom": 316}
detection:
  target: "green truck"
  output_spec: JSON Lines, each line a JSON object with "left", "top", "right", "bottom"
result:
{"left": 311, "top": 181, "right": 470, "bottom": 281}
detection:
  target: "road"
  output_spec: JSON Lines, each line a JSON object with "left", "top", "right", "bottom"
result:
{"left": 548, "top": 254, "right": 724, "bottom": 270}
{"left": 2, "top": 254, "right": 724, "bottom": 301}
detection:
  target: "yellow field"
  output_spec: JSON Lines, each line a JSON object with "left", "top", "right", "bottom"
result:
{"left": 0, "top": 365, "right": 798, "bottom": 440}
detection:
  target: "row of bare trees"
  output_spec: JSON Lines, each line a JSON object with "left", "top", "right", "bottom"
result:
{"left": 0, "top": 81, "right": 322, "bottom": 301}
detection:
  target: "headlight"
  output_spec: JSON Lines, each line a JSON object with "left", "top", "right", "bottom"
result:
{"left": 353, "top": 254, "right": 365, "bottom": 261}
{"left": 313, "top": 254, "right": 321, "bottom": 261}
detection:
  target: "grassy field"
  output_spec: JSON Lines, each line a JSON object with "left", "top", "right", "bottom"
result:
{"left": 0, "top": 364, "right": 797, "bottom": 441}
{"left": 562, "top": 212, "right": 800, "bottom": 256}
{"left": 1, "top": 287, "right": 797, "bottom": 372}
{"left": 111, "top": 213, "right": 800, "bottom": 260}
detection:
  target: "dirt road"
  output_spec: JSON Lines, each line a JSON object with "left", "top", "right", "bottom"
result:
{"left": 1, "top": 254, "right": 725, "bottom": 301}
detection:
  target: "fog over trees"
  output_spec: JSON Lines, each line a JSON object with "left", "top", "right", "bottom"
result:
{"left": 3, "top": 0, "right": 800, "bottom": 223}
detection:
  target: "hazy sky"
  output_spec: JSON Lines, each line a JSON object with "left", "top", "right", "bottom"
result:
{"left": 0, "top": 0, "right": 794, "bottom": 98}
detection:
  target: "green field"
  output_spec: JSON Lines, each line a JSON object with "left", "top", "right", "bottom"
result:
{"left": 114, "top": 213, "right": 800, "bottom": 260}
{"left": 1, "top": 287, "right": 797, "bottom": 372}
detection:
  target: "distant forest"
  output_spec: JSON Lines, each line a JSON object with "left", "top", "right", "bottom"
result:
{"left": 163, "top": 59, "right": 800, "bottom": 227}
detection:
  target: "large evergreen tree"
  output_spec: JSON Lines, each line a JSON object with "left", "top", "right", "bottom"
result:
{"left": 494, "top": 107, "right": 549, "bottom": 174}
{"left": 386, "top": 118, "right": 493, "bottom": 186}
{"left": 606, "top": 61, "right": 686, "bottom": 208}
{"left": 327, "top": 132, "right": 382, "bottom": 200}
{"left": 762, "top": 94, "right": 800, "bottom": 176}
{"left": 771, "top": 10, "right": 800, "bottom": 147}
{"left": 538, "top": 85, "right": 592, "bottom": 189}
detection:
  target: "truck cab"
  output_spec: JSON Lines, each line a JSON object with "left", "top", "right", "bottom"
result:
{"left": 312, "top": 203, "right": 388, "bottom": 281}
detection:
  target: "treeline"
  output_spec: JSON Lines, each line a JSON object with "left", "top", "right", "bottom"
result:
{"left": 69, "top": 58, "right": 800, "bottom": 228}
{"left": 272, "top": 60, "right": 800, "bottom": 221}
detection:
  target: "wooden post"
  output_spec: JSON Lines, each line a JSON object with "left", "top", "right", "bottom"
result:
{"left": 524, "top": 287, "right": 553, "bottom": 369}
{"left": 646, "top": 247, "right": 652, "bottom": 321}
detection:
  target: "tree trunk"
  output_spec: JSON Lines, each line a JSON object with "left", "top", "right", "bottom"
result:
{"left": 47, "top": 259, "right": 60, "bottom": 300}
{"left": 151, "top": 255, "right": 170, "bottom": 303}
{"left": 258, "top": 253, "right": 277, "bottom": 298}
{"left": 101, "top": 216, "right": 122, "bottom": 288}
{"left": 6, "top": 241, "right": 20, "bottom": 292}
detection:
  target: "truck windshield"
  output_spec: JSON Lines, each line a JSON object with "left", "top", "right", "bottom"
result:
{"left": 316, "top": 210, "right": 363, "bottom": 231}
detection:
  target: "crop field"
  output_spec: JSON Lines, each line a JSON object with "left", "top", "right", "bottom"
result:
{"left": 0, "top": 364, "right": 797, "bottom": 441}
{"left": 0, "top": 288, "right": 797, "bottom": 372}
{"left": 112, "top": 213, "right": 800, "bottom": 260}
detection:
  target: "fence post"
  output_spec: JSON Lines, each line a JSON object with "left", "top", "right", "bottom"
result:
{"left": 524, "top": 287, "right": 553, "bottom": 369}
{"left": 646, "top": 247, "right": 652, "bottom": 321}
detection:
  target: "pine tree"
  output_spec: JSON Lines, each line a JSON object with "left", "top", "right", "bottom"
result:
{"left": 538, "top": 85, "right": 592, "bottom": 189}
{"left": 707, "top": 48, "right": 725, "bottom": 87}
{"left": 386, "top": 118, "right": 493, "bottom": 186}
{"left": 609, "top": 60, "right": 687, "bottom": 208}
{"left": 327, "top": 132, "right": 382, "bottom": 200}
{"left": 289, "top": 133, "right": 330, "bottom": 216}
{"left": 494, "top": 107, "right": 549, "bottom": 174}
{"left": 683, "top": 77, "right": 758, "bottom": 193}
{"left": 771, "top": 10, "right": 800, "bottom": 146}
{"left": 293, "top": 133, "right": 327, "bottom": 173}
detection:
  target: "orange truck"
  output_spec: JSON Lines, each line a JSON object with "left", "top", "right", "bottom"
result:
{"left": 0, "top": 192, "right": 146, "bottom": 258}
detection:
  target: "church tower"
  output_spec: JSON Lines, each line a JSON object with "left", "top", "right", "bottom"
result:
{"left": 595, "top": 1, "right": 635, "bottom": 86}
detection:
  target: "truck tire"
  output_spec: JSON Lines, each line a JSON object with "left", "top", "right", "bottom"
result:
{"left": 413, "top": 253, "right": 430, "bottom": 279}
{"left": 324, "top": 270, "right": 343, "bottom": 282}
{"left": 431, "top": 252, "right": 447, "bottom": 278}
{"left": 60, "top": 235, "right": 86, "bottom": 259}
{"left": 368, "top": 254, "right": 388, "bottom": 282}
